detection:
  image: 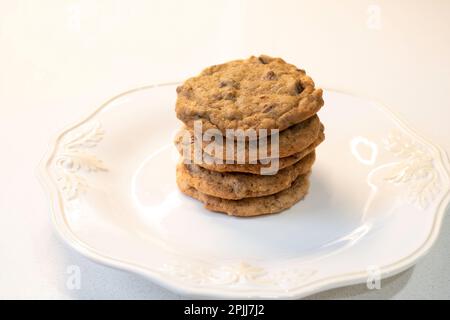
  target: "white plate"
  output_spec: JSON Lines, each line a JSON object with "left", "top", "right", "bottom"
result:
{"left": 39, "top": 83, "right": 450, "bottom": 299}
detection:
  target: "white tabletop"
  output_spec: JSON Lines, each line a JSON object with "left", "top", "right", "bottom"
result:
{"left": 0, "top": 0, "right": 449, "bottom": 299}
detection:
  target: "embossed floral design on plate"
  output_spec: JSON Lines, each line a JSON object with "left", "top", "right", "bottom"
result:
{"left": 384, "top": 131, "right": 441, "bottom": 209}
{"left": 39, "top": 84, "right": 450, "bottom": 299}
{"left": 53, "top": 121, "right": 107, "bottom": 201}
{"left": 161, "top": 261, "right": 317, "bottom": 290}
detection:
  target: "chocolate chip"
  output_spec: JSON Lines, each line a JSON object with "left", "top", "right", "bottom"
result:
{"left": 223, "top": 92, "right": 236, "bottom": 100}
{"left": 258, "top": 55, "right": 271, "bottom": 64}
{"left": 262, "top": 104, "right": 275, "bottom": 113}
{"left": 295, "top": 81, "right": 304, "bottom": 95}
{"left": 265, "top": 71, "right": 276, "bottom": 80}
{"left": 176, "top": 86, "right": 183, "bottom": 93}
{"left": 212, "top": 93, "right": 223, "bottom": 100}
{"left": 258, "top": 55, "right": 274, "bottom": 64}
{"left": 218, "top": 79, "right": 238, "bottom": 88}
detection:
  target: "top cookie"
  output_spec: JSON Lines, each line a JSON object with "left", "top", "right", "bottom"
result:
{"left": 176, "top": 55, "right": 324, "bottom": 134}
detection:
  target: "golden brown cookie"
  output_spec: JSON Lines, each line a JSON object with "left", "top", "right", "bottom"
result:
{"left": 186, "top": 115, "right": 321, "bottom": 160}
{"left": 177, "top": 172, "right": 311, "bottom": 217}
{"left": 176, "top": 55, "right": 324, "bottom": 135}
{"left": 175, "top": 128, "right": 325, "bottom": 174}
{"left": 177, "top": 151, "right": 315, "bottom": 200}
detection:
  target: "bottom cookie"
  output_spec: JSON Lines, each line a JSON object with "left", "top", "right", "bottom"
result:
{"left": 177, "top": 172, "right": 310, "bottom": 217}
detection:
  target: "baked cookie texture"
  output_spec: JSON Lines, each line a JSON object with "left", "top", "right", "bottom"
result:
{"left": 177, "top": 172, "right": 310, "bottom": 217}
{"left": 175, "top": 127, "right": 324, "bottom": 174}
{"left": 176, "top": 55, "right": 324, "bottom": 134}
{"left": 174, "top": 55, "right": 325, "bottom": 216}
{"left": 189, "top": 114, "right": 321, "bottom": 160}
{"left": 177, "top": 151, "right": 315, "bottom": 200}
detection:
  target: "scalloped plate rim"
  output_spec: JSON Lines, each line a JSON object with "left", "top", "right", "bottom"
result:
{"left": 37, "top": 83, "right": 450, "bottom": 299}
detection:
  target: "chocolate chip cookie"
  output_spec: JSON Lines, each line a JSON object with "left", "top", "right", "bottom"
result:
{"left": 176, "top": 55, "right": 324, "bottom": 135}
{"left": 177, "top": 172, "right": 310, "bottom": 217}
{"left": 177, "top": 151, "right": 315, "bottom": 200}
{"left": 186, "top": 115, "right": 321, "bottom": 160}
{"left": 175, "top": 127, "right": 325, "bottom": 174}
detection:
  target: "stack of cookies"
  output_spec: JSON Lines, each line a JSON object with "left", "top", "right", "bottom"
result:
{"left": 174, "top": 55, "right": 324, "bottom": 217}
